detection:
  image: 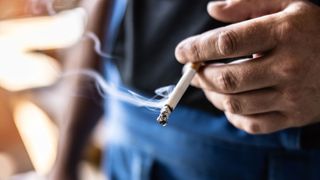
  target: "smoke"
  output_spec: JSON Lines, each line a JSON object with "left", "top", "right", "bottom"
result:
{"left": 84, "top": 32, "right": 116, "bottom": 60}
{"left": 63, "top": 70, "right": 172, "bottom": 110}
{"left": 29, "top": 0, "right": 174, "bottom": 111}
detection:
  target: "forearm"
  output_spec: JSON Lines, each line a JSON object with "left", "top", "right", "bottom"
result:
{"left": 52, "top": 40, "right": 104, "bottom": 180}
{"left": 54, "top": 79, "right": 103, "bottom": 176}
{"left": 51, "top": 0, "right": 111, "bottom": 178}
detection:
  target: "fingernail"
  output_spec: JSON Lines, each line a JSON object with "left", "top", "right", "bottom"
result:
{"left": 207, "top": 1, "right": 227, "bottom": 10}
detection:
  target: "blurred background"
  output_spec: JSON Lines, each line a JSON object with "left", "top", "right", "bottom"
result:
{"left": 0, "top": 0, "right": 106, "bottom": 179}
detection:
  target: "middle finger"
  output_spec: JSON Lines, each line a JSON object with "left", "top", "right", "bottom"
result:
{"left": 203, "top": 88, "right": 282, "bottom": 115}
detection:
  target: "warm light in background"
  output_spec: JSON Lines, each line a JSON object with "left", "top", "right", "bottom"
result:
{"left": 0, "top": 8, "right": 86, "bottom": 51}
{"left": 13, "top": 100, "right": 58, "bottom": 175}
{"left": 0, "top": 7, "right": 87, "bottom": 177}
{"left": 0, "top": 153, "right": 16, "bottom": 179}
{"left": 0, "top": 8, "right": 86, "bottom": 91}
{"left": 0, "top": 52, "right": 60, "bottom": 91}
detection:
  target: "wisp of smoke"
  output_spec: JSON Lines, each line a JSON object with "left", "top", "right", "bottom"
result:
{"left": 29, "top": 0, "right": 174, "bottom": 111}
{"left": 62, "top": 70, "right": 173, "bottom": 111}
{"left": 84, "top": 32, "right": 116, "bottom": 59}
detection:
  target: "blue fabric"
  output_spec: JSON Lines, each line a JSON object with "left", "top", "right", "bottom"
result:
{"left": 103, "top": 87, "right": 320, "bottom": 179}
{"left": 104, "top": 0, "right": 127, "bottom": 52}
{"left": 102, "top": 66, "right": 320, "bottom": 179}
{"left": 102, "top": 1, "right": 320, "bottom": 179}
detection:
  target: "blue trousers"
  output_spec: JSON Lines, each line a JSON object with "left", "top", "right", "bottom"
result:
{"left": 102, "top": 62, "right": 320, "bottom": 180}
{"left": 103, "top": 98, "right": 320, "bottom": 180}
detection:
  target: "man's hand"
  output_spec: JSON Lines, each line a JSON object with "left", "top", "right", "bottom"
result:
{"left": 206, "top": 0, "right": 302, "bottom": 23}
{"left": 175, "top": 1, "right": 320, "bottom": 134}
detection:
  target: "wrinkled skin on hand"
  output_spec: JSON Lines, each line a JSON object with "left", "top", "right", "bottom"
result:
{"left": 175, "top": 0, "right": 320, "bottom": 134}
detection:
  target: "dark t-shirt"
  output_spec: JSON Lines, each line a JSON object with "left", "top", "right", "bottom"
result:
{"left": 109, "top": 0, "right": 320, "bottom": 148}
{"left": 112, "top": 0, "right": 320, "bottom": 114}
{"left": 112, "top": 0, "right": 226, "bottom": 115}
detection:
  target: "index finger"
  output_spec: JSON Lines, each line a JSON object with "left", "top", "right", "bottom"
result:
{"left": 175, "top": 13, "right": 279, "bottom": 64}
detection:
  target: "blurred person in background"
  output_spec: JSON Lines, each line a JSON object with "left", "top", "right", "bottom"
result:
{"left": 0, "top": 0, "right": 55, "bottom": 177}
{"left": 51, "top": 0, "right": 320, "bottom": 179}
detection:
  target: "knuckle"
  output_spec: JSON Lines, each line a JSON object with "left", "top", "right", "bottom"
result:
{"left": 272, "top": 58, "right": 307, "bottom": 81}
{"left": 216, "top": 71, "right": 237, "bottom": 92}
{"left": 275, "top": 15, "right": 300, "bottom": 43}
{"left": 190, "top": 41, "right": 202, "bottom": 61}
{"left": 217, "top": 30, "right": 238, "bottom": 56}
{"left": 275, "top": 21, "right": 293, "bottom": 42}
{"left": 224, "top": 97, "right": 242, "bottom": 114}
{"left": 282, "top": 87, "right": 300, "bottom": 105}
{"left": 278, "top": 62, "right": 301, "bottom": 80}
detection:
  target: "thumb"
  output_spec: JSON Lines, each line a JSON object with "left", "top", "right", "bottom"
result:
{"left": 207, "top": 0, "right": 288, "bottom": 23}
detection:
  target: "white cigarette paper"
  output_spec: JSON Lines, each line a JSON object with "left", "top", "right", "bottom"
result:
{"left": 165, "top": 63, "right": 200, "bottom": 110}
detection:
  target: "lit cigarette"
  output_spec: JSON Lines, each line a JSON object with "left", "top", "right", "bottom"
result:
{"left": 157, "top": 63, "right": 201, "bottom": 126}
